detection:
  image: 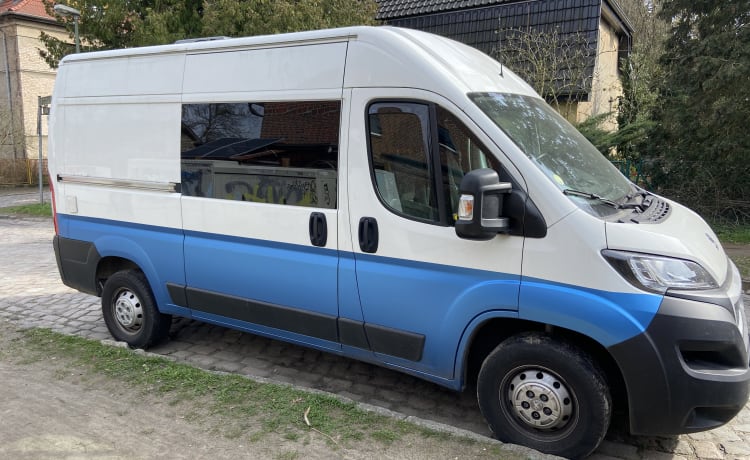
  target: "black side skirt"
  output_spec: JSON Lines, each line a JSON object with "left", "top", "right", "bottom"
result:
{"left": 167, "top": 283, "right": 425, "bottom": 362}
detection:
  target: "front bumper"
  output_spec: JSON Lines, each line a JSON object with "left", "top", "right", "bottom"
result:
{"left": 609, "top": 264, "right": 749, "bottom": 435}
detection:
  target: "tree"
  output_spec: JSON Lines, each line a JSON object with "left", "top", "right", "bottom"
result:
{"left": 615, "top": 0, "right": 668, "bottom": 160}
{"left": 0, "top": 103, "right": 30, "bottom": 184}
{"left": 643, "top": 0, "right": 750, "bottom": 221}
{"left": 575, "top": 112, "right": 654, "bottom": 160}
{"left": 493, "top": 27, "right": 596, "bottom": 112}
{"left": 39, "top": 0, "right": 377, "bottom": 69}
{"left": 39, "top": 1, "right": 203, "bottom": 68}
{"left": 0, "top": 105, "right": 23, "bottom": 159}
{"left": 201, "top": 0, "right": 378, "bottom": 37}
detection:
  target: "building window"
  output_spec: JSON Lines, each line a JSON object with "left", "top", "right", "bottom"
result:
{"left": 181, "top": 101, "right": 339, "bottom": 209}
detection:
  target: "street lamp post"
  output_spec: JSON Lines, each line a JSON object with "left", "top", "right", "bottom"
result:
{"left": 53, "top": 4, "right": 81, "bottom": 53}
{"left": 37, "top": 96, "right": 51, "bottom": 203}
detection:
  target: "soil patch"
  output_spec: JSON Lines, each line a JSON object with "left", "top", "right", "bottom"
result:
{"left": 0, "top": 328, "right": 534, "bottom": 460}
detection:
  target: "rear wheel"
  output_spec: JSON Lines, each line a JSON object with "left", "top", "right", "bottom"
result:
{"left": 477, "top": 332, "right": 611, "bottom": 459}
{"left": 101, "top": 270, "right": 171, "bottom": 348}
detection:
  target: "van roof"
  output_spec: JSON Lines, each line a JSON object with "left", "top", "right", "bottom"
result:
{"left": 57, "top": 26, "right": 537, "bottom": 99}
{"left": 60, "top": 26, "right": 368, "bottom": 61}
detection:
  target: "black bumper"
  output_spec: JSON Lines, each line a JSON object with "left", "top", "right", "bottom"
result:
{"left": 53, "top": 235, "right": 101, "bottom": 296}
{"left": 609, "top": 291, "right": 749, "bottom": 435}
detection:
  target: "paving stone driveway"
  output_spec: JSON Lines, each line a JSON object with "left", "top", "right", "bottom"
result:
{"left": 1, "top": 214, "right": 748, "bottom": 460}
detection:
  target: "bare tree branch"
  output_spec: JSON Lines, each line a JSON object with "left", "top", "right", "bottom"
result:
{"left": 492, "top": 27, "right": 596, "bottom": 111}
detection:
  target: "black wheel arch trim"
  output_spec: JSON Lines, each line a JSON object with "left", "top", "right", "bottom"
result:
{"left": 53, "top": 235, "right": 101, "bottom": 296}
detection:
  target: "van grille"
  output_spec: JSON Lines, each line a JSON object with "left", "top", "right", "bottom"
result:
{"left": 621, "top": 197, "right": 672, "bottom": 224}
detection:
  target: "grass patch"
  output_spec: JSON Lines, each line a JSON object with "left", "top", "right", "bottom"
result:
{"left": 712, "top": 222, "right": 750, "bottom": 244}
{"left": 711, "top": 221, "right": 750, "bottom": 279}
{"left": 0, "top": 202, "right": 52, "bottom": 216}
{"left": 21, "top": 329, "right": 367, "bottom": 443}
{"left": 16, "top": 328, "right": 511, "bottom": 457}
{"left": 370, "top": 429, "right": 400, "bottom": 444}
{"left": 274, "top": 451, "right": 300, "bottom": 460}
{"left": 731, "top": 256, "right": 750, "bottom": 280}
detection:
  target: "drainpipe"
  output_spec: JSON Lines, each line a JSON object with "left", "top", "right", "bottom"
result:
{"left": 1, "top": 27, "right": 18, "bottom": 158}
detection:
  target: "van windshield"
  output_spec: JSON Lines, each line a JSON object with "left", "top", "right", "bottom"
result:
{"left": 470, "top": 92, "right": 632, "bottom": 214}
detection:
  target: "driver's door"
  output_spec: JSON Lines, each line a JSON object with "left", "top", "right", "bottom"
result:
{"left": 346, "top": 89, "right": 524, "bottom": 379}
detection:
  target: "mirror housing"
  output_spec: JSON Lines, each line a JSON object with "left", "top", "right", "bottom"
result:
{"left": 455, "top": 168, "right": 511, "bottom": 240}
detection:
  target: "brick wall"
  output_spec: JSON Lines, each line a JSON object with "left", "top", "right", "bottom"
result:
{"left": 370, "top": 109, "right": 426, "bottom": 162}
{"left": 260, "top": 101, "right": 341, "bottom": 145}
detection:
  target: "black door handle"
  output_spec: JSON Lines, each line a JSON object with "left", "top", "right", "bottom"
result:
{"left": 358, "top": 217, "right": 378, "bottom": 253}
{"left": 309, "top": 212, "right": 327, "bottom": 247}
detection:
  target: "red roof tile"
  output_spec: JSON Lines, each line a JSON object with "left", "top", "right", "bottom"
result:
{"left": 0, "top": 0, "right": 55, "bottom": 20}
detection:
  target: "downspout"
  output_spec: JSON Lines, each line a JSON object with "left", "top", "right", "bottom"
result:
{"left": 1, "top": 27, "right": 18, "bottom": 158}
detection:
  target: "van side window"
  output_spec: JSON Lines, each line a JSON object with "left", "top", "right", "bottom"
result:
{"left": 180, "top": 101, "right": 339, "bottom": 209}
{"left": 367, "top": 102, "right": 497, "bottom": 224}
{"left": 368, "top": 102, "right": 439, "bottom": 222}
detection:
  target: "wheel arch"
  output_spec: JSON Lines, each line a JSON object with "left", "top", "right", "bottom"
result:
{"left": 461, "top": 317, "right": 628, "bottom": 419}
{"left": 92, "top": 235, "right": 170, "bottom": 309}
{"left": 95, "top": 256, "right": 141, "bottom": 295}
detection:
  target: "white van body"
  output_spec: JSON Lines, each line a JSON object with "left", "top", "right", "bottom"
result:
{"left": 48, "top": 26, "right": 748, "bottom": 458}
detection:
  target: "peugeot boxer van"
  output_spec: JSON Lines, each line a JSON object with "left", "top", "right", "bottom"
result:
{"left": 48, "top": 26, "right": 749, "bottom": 458}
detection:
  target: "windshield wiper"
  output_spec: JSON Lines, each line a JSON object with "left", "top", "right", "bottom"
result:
{"left": 563, "top": 188, "right": 623, "bottom": 209}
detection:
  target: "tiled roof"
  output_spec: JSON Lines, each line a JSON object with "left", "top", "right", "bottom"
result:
{"left": 0, "top": 0, "right": 55, "bottom": 20}
{"left": 381, "top": 0, "right": 611, "bottom": 97}
{"left": 377, "top": 0, "right": 632, "bottom": 35}
{"left": 385, "top": 0, "right": 602, "bottom": 54}
{"left": 377, "top": 0, "right": 515, "bottom": 20}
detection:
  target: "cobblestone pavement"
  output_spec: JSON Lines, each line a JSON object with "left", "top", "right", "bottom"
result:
{"left": 1, "top": 215, "right": 748, "bottom": 460}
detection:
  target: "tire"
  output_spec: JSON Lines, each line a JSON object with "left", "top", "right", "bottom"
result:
{"left": 101, "top": 270, "right": 172, "bottom": 349}
{"left": 477, "top": 332, "right": 611, "bottom": 459}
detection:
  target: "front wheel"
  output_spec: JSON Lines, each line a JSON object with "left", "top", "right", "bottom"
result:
{"left": 101, "top": 270, "right": 172, "bottom": 348}
{"left": 477, "top": 333, "right": 611, "bottom": 459}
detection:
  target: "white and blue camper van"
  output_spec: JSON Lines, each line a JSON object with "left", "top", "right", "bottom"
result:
{"left": 48, "top": 26, "right": 748, "bottom": 458}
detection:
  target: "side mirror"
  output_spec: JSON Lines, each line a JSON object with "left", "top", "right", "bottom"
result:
{"left": 455, "top": 168, "right": 511, "bottom": 240}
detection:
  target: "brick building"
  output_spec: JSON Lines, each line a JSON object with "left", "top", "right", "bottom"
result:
{"left": 0, "top": 0, "right": 65, "bottom": 181}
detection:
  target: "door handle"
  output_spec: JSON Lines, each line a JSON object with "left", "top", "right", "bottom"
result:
{"left": 309, "top": 212, "right": 327, "bottom": 247}
{"left": 358, "top": 217, "right": 379, "bottom": 253}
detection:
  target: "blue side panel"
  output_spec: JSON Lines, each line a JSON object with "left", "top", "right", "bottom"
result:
{"left": 58, "top": 214, "right": 186, "bottom": 314}
{"left": 184, "top": 230, "right": 338, "bottom": 317}
{"left": 354, "top": 253, "right": 520, "bottom": 379}
{"left": 338, "top": 252, "right": 364, "bottom": 322}
{"left": 519, "top": 278, "right": 663, "bottom": 347}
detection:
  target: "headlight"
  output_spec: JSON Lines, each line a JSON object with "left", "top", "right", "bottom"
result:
{"left": 602, "top": 250, "right": 719, "bottom": 294}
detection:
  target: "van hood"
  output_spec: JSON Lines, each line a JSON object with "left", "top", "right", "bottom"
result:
{"left": 605, "top": 199, "right": 728, "bottom": 285}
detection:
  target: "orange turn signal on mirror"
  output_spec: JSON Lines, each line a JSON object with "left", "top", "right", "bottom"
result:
{"left": 458, "top": 194, "right": 474, "bottom": 220}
